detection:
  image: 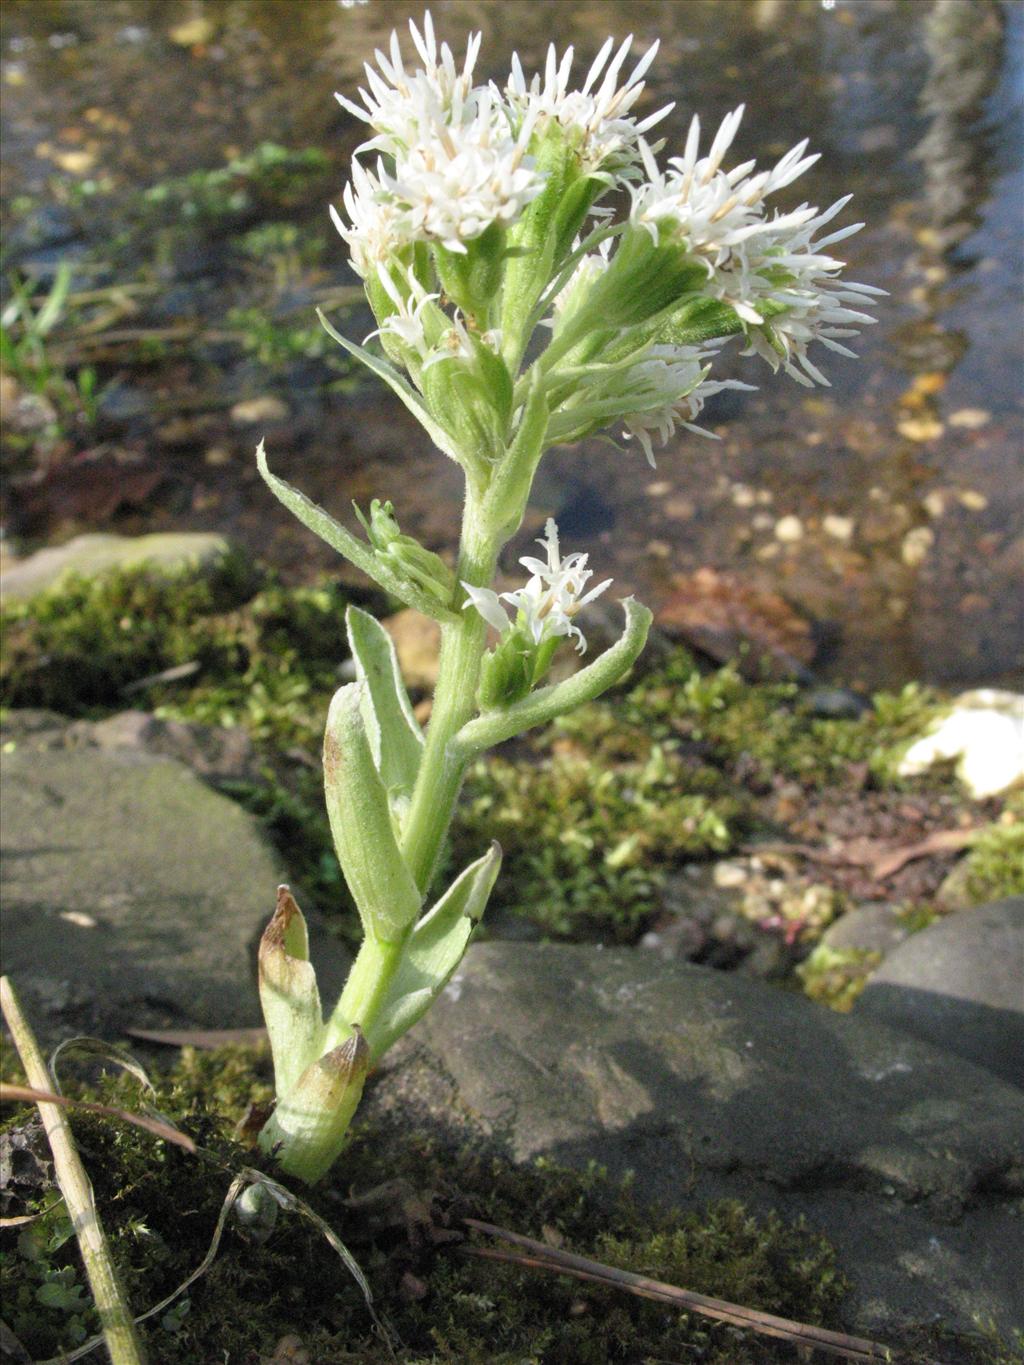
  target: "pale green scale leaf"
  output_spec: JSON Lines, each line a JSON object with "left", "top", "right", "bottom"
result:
{"left": 345, "top": 605, "right": 423, "bottom": 804}
{"left": 366, "top": 842, "right": 501, "bottom": 1060}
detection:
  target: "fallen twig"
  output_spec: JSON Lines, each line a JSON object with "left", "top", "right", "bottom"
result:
{"left": 462, "top": 1217, "right": 934, "bottom": 1365}
{"left": 0, "top": 976, "right": 149, "bottom": 1365}
{"left": 744, "top": 826, "right": 976, "bottom": 883}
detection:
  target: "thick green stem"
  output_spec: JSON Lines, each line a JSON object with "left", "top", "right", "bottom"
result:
{"left": 326, "top": 933, "right": 401, "bottom": 1048}
{"left": 401, "top": 493, "right": 497, "bottom": 893}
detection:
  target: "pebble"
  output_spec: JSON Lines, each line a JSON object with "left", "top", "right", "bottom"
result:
{"left": 956, "top": 489, "right": 988, "bottom": 511}
{"left": 713, "top": 861, "right": 748, "bottom": 890}
{"left": 806, "top": 687, "right": 871, "bottom": 719}
{"left": 901, "top": 526, "right": 935, "bottom": 567}
{"left": 774, "top": 515, "right": 804, "bottom": 543}
{"left": 897, "top": 417, "right": 944, "bottom": 442}
{"left": 823, "top": 514, "right": 854, "bottom": 542}
{"left": 230, "top": 396, "right": 289, "bottom": 425}
{"left": 948, "top": 408, "right": 990, "bottom": 429}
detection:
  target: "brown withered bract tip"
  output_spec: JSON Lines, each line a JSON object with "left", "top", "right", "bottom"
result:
{"left": 260, "top": 886, "right": 302, "bottom": 964}
{"left": 320, "top": 1025, "right": 370, "bottom": 1083}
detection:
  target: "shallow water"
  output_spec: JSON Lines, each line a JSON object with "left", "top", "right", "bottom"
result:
{"left": 2, "top": 0, "right": 1021, "bottom": 689}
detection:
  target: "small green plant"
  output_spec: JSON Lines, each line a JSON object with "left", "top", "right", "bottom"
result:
{"left": 959, "top": 808, "right": 1024, "bottom": 903}
{"left": 0, "top": 262, "right": 101, "bottom": 435}
{"left": 797, "top": 943, "right": 882, "bottom": 1012}
{"left": 243, "top": 10, "right": 882, "bottom": 1184}
{"left": 141, "top": 143, "right": 330, "bottom": 223}
{"left": 454, "top": 743, "right": 740, "bottom": 940}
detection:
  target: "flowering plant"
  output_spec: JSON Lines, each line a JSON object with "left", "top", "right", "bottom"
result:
{"left": 255, "top": 13, "right": 880, "bottom": 1183}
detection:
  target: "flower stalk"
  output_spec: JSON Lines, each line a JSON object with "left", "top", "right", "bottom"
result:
{"left": 253, "top": 10, "right": 880, "bottom": 1183}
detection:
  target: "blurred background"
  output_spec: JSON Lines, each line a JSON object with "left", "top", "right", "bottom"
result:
{"left": 2, "top": 0, "right": 1021, "bottom": 690}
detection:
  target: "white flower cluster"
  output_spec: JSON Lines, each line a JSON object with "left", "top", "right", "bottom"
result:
{"left": 335, "top": 13, "right": 544, "bottom": 266}
{"left": 628, "top": 110, "right": 883, "bottom": 385}
{"left": 367, "top": 264, "right": 501, "bottom": 367}
{"left": 333, "top": 13, "right": 676, "bottom": 272}
{"left": 329, "top": 11, "right": 883, "bottom": 466}
{"left": 463, "top": 519, "right": 612, "bottom": 654}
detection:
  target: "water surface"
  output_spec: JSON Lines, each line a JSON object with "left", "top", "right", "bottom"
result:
{"left": 2, "top": 0, "right": 1021, "bottom": 688}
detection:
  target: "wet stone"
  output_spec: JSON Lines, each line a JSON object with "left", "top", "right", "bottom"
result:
{"left": 0, "top": 747, "right": 350, "bottom": 1047}
{"left": 370, "top": 942, "right": 1024, "bottom": 1337}
{"left": 0, "top": 531, "right": 234, "bottom": 603}
{"left": 856, "top": 897, "right": 1024, "bottom": 1089}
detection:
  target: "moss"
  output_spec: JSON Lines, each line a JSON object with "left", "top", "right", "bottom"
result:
{"left": 796, "top": 943, "right": 882, "bottom": 1012}
{"left": 0, "top": 560, "right": 358, "bottom": 746}
{"left": 453, "top": 742, "right": 744, "bottom": 941}
{"left": 4, "top": 1044, "right": 1012, "bottom": 1363}
{"left": 2, "top": 1045, "right": 857, "bottom": 1364}
{"left": 140, "top": 143, "right": 331, "bottom": 224}
{"left": 0, "top": 561, "right": 959, "bottom": 949}
{"left": 959, "top": 806, "right": 1024, "bottom": 904}
{"left": 559, "top": 653, "right": 948, "bottom": 792}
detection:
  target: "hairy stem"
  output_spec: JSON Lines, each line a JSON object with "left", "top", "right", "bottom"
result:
{"left": 401, "top": 491, "right": 497, "bottom": 894}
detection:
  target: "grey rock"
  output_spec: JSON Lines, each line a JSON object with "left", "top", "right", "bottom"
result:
{"left": 805, "top": 686, "right": 871, "bottom": 719}
{"left": 1, "top": 710, "right": 260, "bottom": 787}
{"left": 0, "top": 532, "right": 232, "bottom": 604}
{"left": 0, "top": 748, "right": 349, "bottom": 1045}
{"left": 76, "top": 711, "right": 260, "bottom": 785}
{"left": 821, "top": 903, "right": 913, "bottom": 958}
{"left": 857, "top": 897, "right": 1024, "bottom": 1089}
{"left": 0, "top": 710, "right": 71, "bottom": 743}
{"left": 367, "top": 942, "right": 1024, "bottom": 1337}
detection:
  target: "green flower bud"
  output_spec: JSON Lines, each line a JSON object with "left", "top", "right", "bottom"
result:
{"left": 421, "top": 330, "right": 513, "bottom": 467}
{"left": 477, "top": 629, "right": 535, "bottom": 710}
{"left": 500, "top": 122, "right": 604, "bottom": 366}
{"left": 354, "top": 499, "right": 456, "bottom": 606}
{"left": 433, "top": 222, "right": 507, "bottom": 323}
{"left": 553, "top": 225, "right": 708, "bottom": 363}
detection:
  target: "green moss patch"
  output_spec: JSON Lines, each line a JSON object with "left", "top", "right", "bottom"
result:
{"left": 0, "top": 560, "right": 974, "bottom": 952}
{"left": 1, "top": 1045, "right": 847, "bottom": 1363}
{"left": 454, "top": 743, "right": 742, "bottom": 940}
{"left": 959, "top": 808, "right": 1024, "bottom": 904}
{"left": 3, "top": 1045, "right": 1016, "bottom": 1363}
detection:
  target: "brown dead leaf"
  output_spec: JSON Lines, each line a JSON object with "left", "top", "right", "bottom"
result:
{"left": 0, "top": 1083, "right": 196, "bottom": 1153}
{"left": 127, "top": 1026, "right": 268, "bottom": 1049}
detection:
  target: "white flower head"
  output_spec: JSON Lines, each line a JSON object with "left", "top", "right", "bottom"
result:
{"left": 618, "top": 345, "right": 756, "bottom": 465}
{"left": 380, "top": 91, "right": 545, "bottom": 254}
{"left": 330, "top": 157, "right": 412, "bottom": 279}
{"left": 335, "top": 10, "right": 483, "bottom": 155}
{"left": 629, "top": 108, "right": 821, "bottom": 279}
{"left": 732, "top": 197, "right": 886, "bottom": 385}
{"left": 462, "top": 519, "right": 612, "bottom": 654}
{"left": 364, "top": 265, "right": 440, "bottom": 358}
{"left": 627, "top": 108, "right": 884, "bottom": 384}
{"left": 505, "top": 34, "right": 673, "bottom": 177}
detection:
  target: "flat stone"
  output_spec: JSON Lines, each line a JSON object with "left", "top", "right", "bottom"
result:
{"left": 0, "top": 748, "right": 349, "bottom": 1045}
{"left": 856, "top": 897, "right": 1024, "bottom": 1089}
{"left": 1, "top": 710, "right": 259, "bottom": 787}
{"left": 0, "top": 532, "right": 232, "bottom": 604}
{"left": 367, "top": 942, "right": 1024, "bottom": 1337}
